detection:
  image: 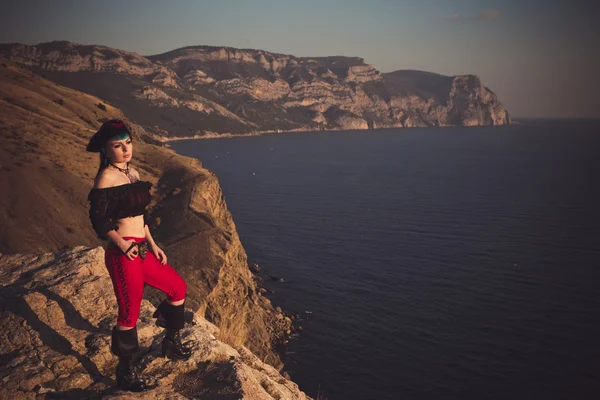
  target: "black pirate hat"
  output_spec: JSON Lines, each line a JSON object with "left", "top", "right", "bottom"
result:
{"left": 86, "top": 119, "right": 132, "bottom": 152}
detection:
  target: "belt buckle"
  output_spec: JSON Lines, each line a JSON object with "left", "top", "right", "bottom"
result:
{"left": 139, "top": 241, "right": 148, "bottom": 260}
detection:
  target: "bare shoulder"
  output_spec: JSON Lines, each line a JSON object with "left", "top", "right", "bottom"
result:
{"left": 129, "top": 166, "right": 141, "bottom": 181}
{"left": 93, "top": 168, "right": 121, "bottom": 189}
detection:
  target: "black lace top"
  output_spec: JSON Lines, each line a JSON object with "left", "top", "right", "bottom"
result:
{"left": 87, "top": 181, "right": 153, "bottom": 240}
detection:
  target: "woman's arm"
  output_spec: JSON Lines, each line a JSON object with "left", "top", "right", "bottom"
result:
{"left": 106, "top": 230, "right": 139, "bottom": 260}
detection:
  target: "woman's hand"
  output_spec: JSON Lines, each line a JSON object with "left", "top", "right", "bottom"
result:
{"left": 150, "top": 243, "right": 167, "bottom": 265}
{"left": 119, "top": 239, "right": 139, "bottom": 261}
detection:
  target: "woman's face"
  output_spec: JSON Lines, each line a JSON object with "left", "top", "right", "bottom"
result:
{"left": 105, "top": 134, "right": 133, "bottom": 164}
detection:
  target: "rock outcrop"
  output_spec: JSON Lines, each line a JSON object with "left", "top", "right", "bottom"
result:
{"left": 0, "top": 41, "right": 511, "bottom": 138}
{"left": 0, "top": 246, "right": 310, "bottom": 399}
{"left": 383, "top": 70, "right": 510, "bottom": 127}
{"left": 0, "top": 41, "right": 155, "bottom": 75}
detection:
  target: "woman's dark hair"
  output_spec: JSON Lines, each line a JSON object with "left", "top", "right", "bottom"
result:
{"left": 94, "top": 148, "right": 113, "bottom": 179}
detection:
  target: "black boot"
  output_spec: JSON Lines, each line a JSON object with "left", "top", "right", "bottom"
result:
{"left": 162, "top": 328, "right": 192, "bottom": 360}
{"left": 111, "top": 326, "right": 153, "bottom": 392}
{"left": 115, "top": 355, "right": 151, "bottom": 392}
{"left": 152, "top": 300, "right": 169, "bottom": 329}
{"left": 153, "top": 300, "right": 193, "bottom": 360}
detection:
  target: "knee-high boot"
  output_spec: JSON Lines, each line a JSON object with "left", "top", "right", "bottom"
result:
{"left": 111, "top": 326, "right": 152, "bottom": 392}
{"left": 153, "top": 300, "right": 192, "bottom": 360}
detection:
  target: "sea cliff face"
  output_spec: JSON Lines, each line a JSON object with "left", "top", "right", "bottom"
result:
{"left": 0, "top": 41, "right": 511, "bottom": 138}
{"left": 0, "top": 59, "right": 294, "bottom": 383}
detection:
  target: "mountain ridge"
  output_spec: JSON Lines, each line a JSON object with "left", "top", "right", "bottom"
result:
{"left": 0, "top": 41, "right": 510, "bottom": 138}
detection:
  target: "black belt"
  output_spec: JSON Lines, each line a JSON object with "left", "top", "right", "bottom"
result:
{"left": 124, "top": 240, "right": 149, "bottom": 259}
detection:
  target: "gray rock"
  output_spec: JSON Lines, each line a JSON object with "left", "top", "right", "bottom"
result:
{"left": 0, "top": 246, "right": 311, "bottom": 399}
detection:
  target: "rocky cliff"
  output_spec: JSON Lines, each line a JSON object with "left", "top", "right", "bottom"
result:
{"left": 0, "top": 59, "right": 294, "bottom": 387}
{"left": 0, "top": 41, "right": 510, "bottom": 138}
{"left": 0, "top": 245, "right": 309, "bottom": 399}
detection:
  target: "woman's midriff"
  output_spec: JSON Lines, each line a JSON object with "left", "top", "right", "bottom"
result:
{"left": 117, "top": 215, "right": 145, "bottom": 235}
{"left": 107, "top": 215, "right": 146, "bottom": 247}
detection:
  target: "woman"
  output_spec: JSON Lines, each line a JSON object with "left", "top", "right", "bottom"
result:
{"left": 86, "top": 119, "right": 192, "bottom": 392}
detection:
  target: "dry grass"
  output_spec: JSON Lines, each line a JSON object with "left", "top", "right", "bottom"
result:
{"left": 215, "top": 302, "right": 249, "bottom": 350}
{"left": 200, "top": 268, "right": 283, "bottom": 368}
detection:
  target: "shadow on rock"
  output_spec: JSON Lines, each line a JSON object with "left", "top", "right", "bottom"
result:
{"left": 173, "top": 361, "right": 242, "bottom": 400}
{"left": 3, "top": 296, "right": 113, "bottom": 387}
{"left": 37, "top": 286, "right": 108, "bottom": 334}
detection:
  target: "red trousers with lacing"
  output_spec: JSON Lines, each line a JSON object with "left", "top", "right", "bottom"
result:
{"left": 104, "top": 236, "right": 187, "bottom": 327}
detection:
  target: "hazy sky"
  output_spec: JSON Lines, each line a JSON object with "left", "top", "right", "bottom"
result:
{"left": 1, "top": 0, "right": 599, "bottom": 117}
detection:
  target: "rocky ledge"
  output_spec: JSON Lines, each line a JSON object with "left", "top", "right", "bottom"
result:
{"left": 0, "top": 246, "right": 310, "bottom": 399}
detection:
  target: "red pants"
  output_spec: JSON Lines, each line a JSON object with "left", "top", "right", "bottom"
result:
{"left": 104, "top": 236, "right": 187, "bottom": 327}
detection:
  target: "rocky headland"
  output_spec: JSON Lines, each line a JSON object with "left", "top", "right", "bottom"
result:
{"left": 0, "top": 41, "right": 510, "bottom": 139}
{"left": 0, "top": 61, "right": 305, "bottom": 398}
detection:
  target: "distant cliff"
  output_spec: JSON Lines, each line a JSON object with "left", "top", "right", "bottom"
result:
{"left": 0, "top": 41, "right": 510, "bottom": 138}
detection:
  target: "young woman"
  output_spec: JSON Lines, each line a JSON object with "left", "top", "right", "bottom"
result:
{"left": 86, "top": 119, "right": 192, "bottom": 392}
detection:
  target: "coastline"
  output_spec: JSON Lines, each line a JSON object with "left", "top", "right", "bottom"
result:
{"left": 160, "top": 117, "right": 600, "bottom": 144}
{"left": 160, "top": 121, "right": 514, "bottom": 144}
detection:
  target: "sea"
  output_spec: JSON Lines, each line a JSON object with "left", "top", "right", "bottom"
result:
{"left": 170, "top": 120, "right": 600, "bottom": 400}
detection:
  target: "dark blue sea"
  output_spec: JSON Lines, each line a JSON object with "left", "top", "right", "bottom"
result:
{"left": 171, "top": 121, "right": 600, "bottom": 400}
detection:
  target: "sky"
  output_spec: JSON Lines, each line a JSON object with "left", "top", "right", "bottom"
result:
{"left": 1, "top": 0, "right": 599, "bottom": 118}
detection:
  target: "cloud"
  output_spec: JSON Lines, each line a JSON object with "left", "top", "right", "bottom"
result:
{"left": 450, "top": 10, "right": 501, "bottom": 21}
{"left": 478, "top": 10, "right": 501, "bottom": 20}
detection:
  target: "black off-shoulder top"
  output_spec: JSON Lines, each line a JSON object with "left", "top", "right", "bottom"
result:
{"left": 87, "top": 180, "right": 153, "bottom": 240}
